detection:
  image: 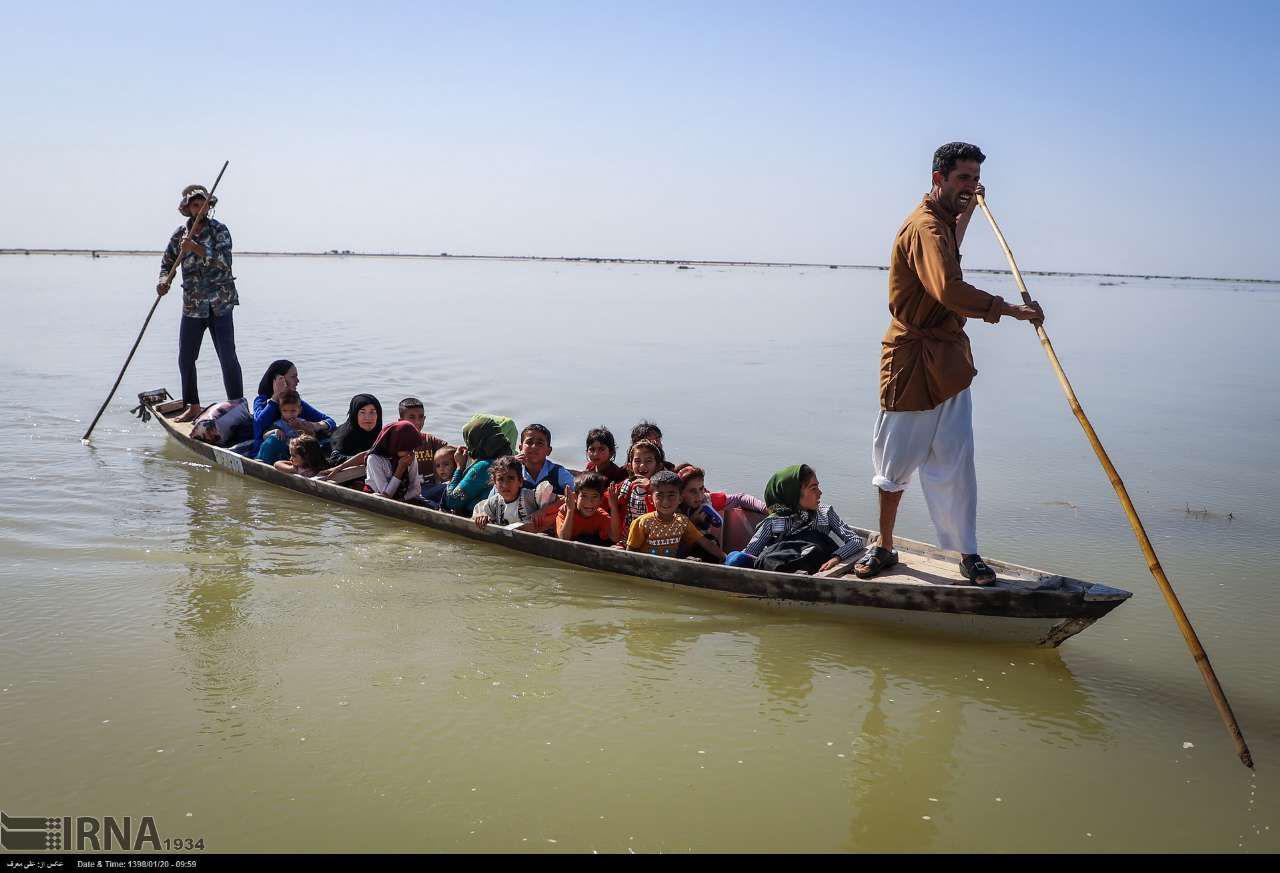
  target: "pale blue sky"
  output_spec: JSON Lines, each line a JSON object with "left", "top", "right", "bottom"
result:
{"left": 2, "top": 1, "right": 1277, "bottom": 277}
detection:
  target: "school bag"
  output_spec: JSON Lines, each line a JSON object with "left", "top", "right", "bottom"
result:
{"left": 755, "top": 525, "right": 837, "bottom": 573}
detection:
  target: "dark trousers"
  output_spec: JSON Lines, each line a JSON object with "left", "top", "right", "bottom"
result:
{"left": 178, "top": 311, "right": 244, "bottom": 405}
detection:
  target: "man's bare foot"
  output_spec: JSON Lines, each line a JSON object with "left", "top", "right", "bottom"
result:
{"left": 174, "top": 404, "right": 203, "bottom": 422}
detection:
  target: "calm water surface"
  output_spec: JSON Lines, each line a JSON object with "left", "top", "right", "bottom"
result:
{"left": 1, "top": 254, "right": 1277, "bottom": 851}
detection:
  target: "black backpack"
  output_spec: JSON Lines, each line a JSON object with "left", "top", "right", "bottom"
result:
{"left": 756, "top": 525, "right": 837, "bottom": 573}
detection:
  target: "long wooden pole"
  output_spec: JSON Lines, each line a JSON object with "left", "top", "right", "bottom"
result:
{"left": 81, "top": 161, "right": 229, "bottom": 443}
{"left": 976, "top": 194, "right": 1253, "bottom": 768}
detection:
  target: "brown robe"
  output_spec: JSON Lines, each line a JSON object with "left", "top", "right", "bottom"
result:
{"left": 879, "top": 197, "right": 1006, "bottom": 412}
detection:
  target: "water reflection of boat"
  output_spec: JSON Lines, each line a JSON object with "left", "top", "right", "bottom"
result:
{"left": 562, "top": 612, "right": 1100, "bottom": 730}
{"left": 143, "top": 393, "right": 1131, "bottom": 647}
{"left": 562, "top": 611, "right": 1105, "bottom": 851}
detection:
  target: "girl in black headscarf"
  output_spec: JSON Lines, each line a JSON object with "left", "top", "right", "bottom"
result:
{"left": 318, "top": 394, "right": 386, "bottom": 481}
{"left": 327, "top": 394, "right": 383, "bottom": 466}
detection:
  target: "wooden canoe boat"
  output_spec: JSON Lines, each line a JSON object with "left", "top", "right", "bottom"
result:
{"left": 141, "top": 392, "right": 1132, "bottom": 647}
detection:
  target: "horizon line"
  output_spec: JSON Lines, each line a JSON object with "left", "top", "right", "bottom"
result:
{"left": 2, "top": 247, "right": 1276, "bottom": 286}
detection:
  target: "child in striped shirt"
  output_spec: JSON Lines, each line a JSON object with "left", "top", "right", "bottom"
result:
{"left": 726, "top": 464, "right": 865, "bottom": 573}
{"left": 609, "top": 439, "right": 664, "bottom": 535}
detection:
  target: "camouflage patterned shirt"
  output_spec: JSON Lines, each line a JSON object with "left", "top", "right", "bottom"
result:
{"left": 159, "top": 218, "right": 239, "bottom": 318}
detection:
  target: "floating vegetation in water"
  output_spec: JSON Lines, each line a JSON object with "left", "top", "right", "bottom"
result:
{"left": 1183, "top": 503, "right": 1236, "bottom": 521}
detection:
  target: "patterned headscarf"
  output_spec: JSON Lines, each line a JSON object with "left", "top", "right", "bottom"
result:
{"left": 462, "top": 414, "right": 517, "bottom": 462}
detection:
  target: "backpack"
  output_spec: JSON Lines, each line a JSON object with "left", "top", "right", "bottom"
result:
{"left": 755, "top": 525, "right": 837, "bottom": 573}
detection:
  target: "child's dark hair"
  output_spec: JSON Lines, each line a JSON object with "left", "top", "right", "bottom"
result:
{"left": 489, "top": 455, "right": 524, "bottom": 482}
{"left": 585, "top": 426, "right": 616, "bottom": 458}
{"left": 520, "top": 423, "right": 552, "bottom": 445}
{"left": 675, "top": 464, "right": 705, "bottom": 486}
{"left": 627, "top": 438, "right": 665, "bottom": 465}
{"left": 278, "top": 389, "right": 302, "bottom": 407}
{"left": 573, "top": 471, "right": 608, "bottom": 496}
{"left": 630, "top": 420, "right": 662, "bottom": 445}
{"left": 289, "top": 434, "right": 326, "bottom": 471}
{"left": 398, "top": 397, "right": 424, "bottom": 415}
{"left": 649, "top": 470, "right": 681, "bottom": 491}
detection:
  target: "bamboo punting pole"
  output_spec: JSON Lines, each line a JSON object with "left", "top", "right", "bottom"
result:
{"left": 81, "top": 161, "right": 229, "bottom": 443}
{"left": 976, "top": 194, "right": 1253, "bottom": 768}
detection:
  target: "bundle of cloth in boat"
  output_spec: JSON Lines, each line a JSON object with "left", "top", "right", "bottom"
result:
{"left": 189, "top": 398, "right": 252, "bottom": 446}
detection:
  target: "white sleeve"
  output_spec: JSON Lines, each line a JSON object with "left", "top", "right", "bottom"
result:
{"left": 366, "top": 455, "right": 398, "bottom": 497}
{"left": 403, "top": 456, "right": 423, "bottom": 502}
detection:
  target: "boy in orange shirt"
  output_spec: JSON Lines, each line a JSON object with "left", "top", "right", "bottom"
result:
{"left": 556, "top": 472, "right": 621, "bottom": 546}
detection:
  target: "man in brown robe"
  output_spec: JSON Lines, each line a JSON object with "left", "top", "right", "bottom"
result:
{"left": 854, "top": 142, "right": 1044, "bottom": 584}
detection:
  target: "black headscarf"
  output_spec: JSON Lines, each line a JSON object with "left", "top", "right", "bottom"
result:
{"left": 256, "top": 359, "right": 295, "bottom": 399}
{"left": 330, "top": 394, "right": 382, "bottom": 456}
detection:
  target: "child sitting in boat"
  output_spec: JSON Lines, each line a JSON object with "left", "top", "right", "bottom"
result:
{"left": 325, "top": 394, "right": 383, "bottom": 467}
{"left": 472, "top": 456, "right": 539, "bottom": 530}
{"left": 675, "top": 464, "right": 767, "bottom": 552}
{"left": 274, "top": 434, "right": 327, "bottom": 478}
{"left": 365, "top": 420, "right": 427, "bottom": 503}
{"left": 556, "top": 472, "right": 621, "bottom": 546}
{"left": 256, "top": 390, "right": 312, "bottom": 462}
{"left": 625, "top": 470, "right": 725, "bottom": 561}
{"left": 610, "top": 439, "right": 664, "bottom": 534}
{"left": 444, "top": 414, "right": 518, "bottom": 516}
{"left": 627, "top": 420, "right": 676, "bottom": 471}
{"left": 725, "top": 464, "right": 865, "bottom": 574}
{"left": 398, "top": 396, "right": 450, "bottom": 475}
{"left": 585, "top": 426, "right": 628, "bottom": 486}
{"left": 515, "top": 424, "right": 574, "bottom": 495}
{"left": 421, "top": 446, "right": 457, "bottom": 509}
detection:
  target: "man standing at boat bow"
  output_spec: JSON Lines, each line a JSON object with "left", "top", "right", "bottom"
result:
{"left": 157, "top": 184, "right": 244, "bottom": 422}
{"left": 854, "top": 142, "right": 1043, "bottom": 585}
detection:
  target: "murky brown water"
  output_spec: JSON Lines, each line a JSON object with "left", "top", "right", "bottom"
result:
{"left": 1, "top": 254, "right": 1276, "bottom": 851}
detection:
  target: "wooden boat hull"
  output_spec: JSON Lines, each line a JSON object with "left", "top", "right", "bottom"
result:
{"left": 143, "top": 395, "right": 1131, "bottom": 647}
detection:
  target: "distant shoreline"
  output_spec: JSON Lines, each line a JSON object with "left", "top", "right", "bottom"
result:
{"left": 2, "top": 247, "right": 1276, "bottom": 286}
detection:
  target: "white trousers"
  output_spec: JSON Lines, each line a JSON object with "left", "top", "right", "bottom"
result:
{"left": 871, "top": 387, "right": 978, "bottom": 554}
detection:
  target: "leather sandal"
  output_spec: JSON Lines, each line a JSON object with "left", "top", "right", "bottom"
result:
{"left": 853, "top": 546, "right": 898, "bottom": 579}
{"left": 959, "top": 554, "right": 997, "bottom": 586}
